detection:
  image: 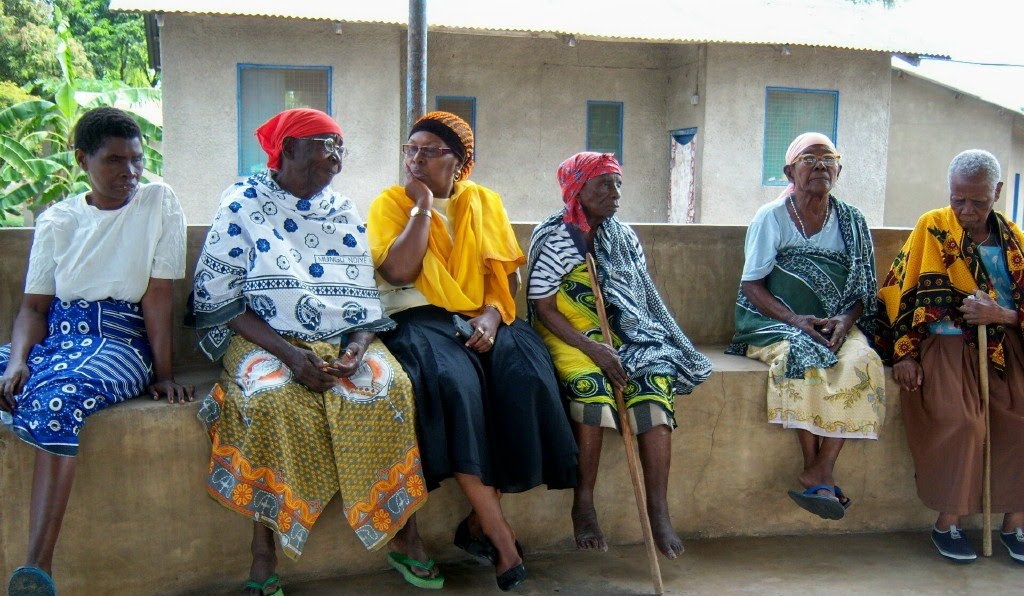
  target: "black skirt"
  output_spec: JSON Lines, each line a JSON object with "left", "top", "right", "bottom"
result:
{"left": 381, "top": 305, "right": 578, "bottom": 493}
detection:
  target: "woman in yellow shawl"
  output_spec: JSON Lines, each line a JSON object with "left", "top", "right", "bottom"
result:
{"left": 367, "top": 111, "right": 578, "bottom": 591}
{"left": 877, "top": 149, "right": 1024, "bottom": 565}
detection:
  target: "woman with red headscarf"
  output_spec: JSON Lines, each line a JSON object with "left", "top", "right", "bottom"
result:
{"left": 192, "top": 109, "right": 429, "bottom": 594}
{"left": 727, "top": 132, "right": 884, "bottom": 521}
{"left": 527, "top": 152, "right": 711, "bottom": 559}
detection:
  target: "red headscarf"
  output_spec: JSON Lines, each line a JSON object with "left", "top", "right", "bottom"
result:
{"left": 255, "top": 108, "right": 343, "bottom": 170}
{"left": 556, "top": 152, "right": 622, "bottom": 232}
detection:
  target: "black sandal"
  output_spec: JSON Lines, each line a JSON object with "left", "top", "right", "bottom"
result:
{"left": 496, "top": 563, "right": 526, "bottom": 591}
{"left": 454, "top": 516, "right": 497, "bottom": 564}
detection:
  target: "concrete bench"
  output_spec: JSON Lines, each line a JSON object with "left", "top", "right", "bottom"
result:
{"left": 0, "top": 224, "right": 925, "bottom": 596}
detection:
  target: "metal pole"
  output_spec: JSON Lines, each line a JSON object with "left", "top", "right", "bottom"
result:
{"left": 406, "top": 0, "right": 427, "bottom": 133}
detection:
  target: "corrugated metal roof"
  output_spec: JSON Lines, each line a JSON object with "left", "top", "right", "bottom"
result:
{"left": 108, "top": 0, "right": 949, "bottom": 57}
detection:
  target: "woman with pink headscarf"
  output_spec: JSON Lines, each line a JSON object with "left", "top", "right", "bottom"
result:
{"left": 527, "top": 152, "right": 711, "bottom": 558}
{"left": 727, "top": 133, "right": 885, "bottom": 521}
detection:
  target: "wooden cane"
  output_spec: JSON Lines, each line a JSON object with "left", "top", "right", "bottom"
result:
{"left": 585, "top": 252, "right": 665, "bottom": 595}
{"left": 977, "top": 323, "right": 992, "bottom": 557}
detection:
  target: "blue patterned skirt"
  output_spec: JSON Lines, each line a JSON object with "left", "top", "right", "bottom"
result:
{"left": 0, "top": 299, "right": 152, "bottom": 456}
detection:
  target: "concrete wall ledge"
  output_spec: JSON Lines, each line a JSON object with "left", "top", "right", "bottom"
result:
{"left": 0, "top": 224, "right": 927, "bottom": 596}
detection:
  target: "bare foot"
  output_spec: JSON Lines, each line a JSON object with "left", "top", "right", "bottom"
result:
{"left": 571, "top": 503, "right": 608, "bottom": 551}
{"left": 246, "top": 550, "right": 278, "bottom": 595}
{"left": 486, "top": 519, "right": 523, "bottom": 576}
{"left": 390, "top": 519, "right": 440, "bottom": 580}
{"left": 797, "top": 468, "right": 837, "bottom": 499}
{"left": 648, "top": 505, "right": 684, "bottom": 559}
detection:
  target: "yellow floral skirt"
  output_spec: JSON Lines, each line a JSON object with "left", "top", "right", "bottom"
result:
{"left": 746, "top": 328, "right": 886, "bottom": 439}
{"left": 198, "top": 335, "right": 426, "bottom": 559}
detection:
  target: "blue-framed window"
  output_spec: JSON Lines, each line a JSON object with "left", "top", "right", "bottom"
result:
{"left": 586, "top": 101, "right": 623, "bottom": 162}
{"left": 762, "top": 87, "right": 838, "bottom": 186}
{"left": 435, "top": 96, "right": 476, "bottom": 131}
{"left": 237, "top": 64, "right": 332, "bottom": 176}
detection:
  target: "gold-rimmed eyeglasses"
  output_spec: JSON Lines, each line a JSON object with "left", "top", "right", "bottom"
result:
{"left": 791, "top": 153, "right": 841, "bottom": 167}
{"left": 401, "top": 144, "right": 456, "bottom": 159}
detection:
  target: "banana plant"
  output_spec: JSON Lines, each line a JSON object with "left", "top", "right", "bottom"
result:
{"left": 0, "top": 7, "right": 161, "bottom": 224}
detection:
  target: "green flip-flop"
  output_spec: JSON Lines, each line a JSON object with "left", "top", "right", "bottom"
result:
{"left": 244, "top": 573, "right": 283, "bottom": 596}
{"left": 388, "top": 551, "right": 445, "bottom": 590}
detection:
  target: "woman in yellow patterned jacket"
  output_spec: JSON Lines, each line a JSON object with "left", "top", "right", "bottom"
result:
{"left": 877, "top": 149, "right": 1024, "bottom": 564}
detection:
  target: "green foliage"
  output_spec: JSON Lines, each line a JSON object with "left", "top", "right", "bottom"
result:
{"left": 0, "top": 81, "right": 37, "bottom": 111}
{"left": 57, "top": 0, "right": 154, "bottom": 87}
{"left": 0, "top": 9, "right": 162, "bottom": 225}
{"left": 0, "top": 0, "right": 94, "bottom": 90}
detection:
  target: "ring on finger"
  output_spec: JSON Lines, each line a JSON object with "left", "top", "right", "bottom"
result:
{"left": 473, "top": 327, "right": 484, "bottom": 336}
{"left": 487, "top": 336, "right": 495, "bottom": 345}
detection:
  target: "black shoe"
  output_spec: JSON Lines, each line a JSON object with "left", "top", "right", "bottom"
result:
{"left": 1000, "top": 528, "right": 1024, "bottom": 564}
{"left": 496, "top": 563, "right": 526, "bottom": 591}
{"left": 454, "top": 516, "right": 497, "bottom": 565}
{"left": 931, "top": 525, "right": 977, "bottom": 563}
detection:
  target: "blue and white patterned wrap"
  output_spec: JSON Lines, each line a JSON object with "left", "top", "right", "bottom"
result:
{"left": 528, "top": 211, "right": 713, "bottom": 396}
{"left": 0, "top": 299, "right": 152, "bottom": 456}
{"left": 192, "top": 170, "right": 395, "bottom": 360}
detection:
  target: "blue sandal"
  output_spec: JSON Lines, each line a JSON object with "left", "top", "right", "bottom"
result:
{"left": 8, "top": 567, "right": 56, "bottom": 596}
{"left": 787, "top": 484, "right": 846, "bottom": 520}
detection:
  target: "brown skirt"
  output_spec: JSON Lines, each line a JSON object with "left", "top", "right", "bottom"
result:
{"left": 901, "top": 331, "right": 1024, "bottom": 514}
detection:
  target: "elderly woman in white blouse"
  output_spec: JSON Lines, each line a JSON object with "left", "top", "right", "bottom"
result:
{"left": 1, "top": 107, "right": 190, "bottom": 596}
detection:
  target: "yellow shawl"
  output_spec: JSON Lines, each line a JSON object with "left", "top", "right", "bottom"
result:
{"left": 367, "top": 180, "right": 524, "bottom": 324}
{"left": 876, "top": 207, "right": 1024, "bottom": 371}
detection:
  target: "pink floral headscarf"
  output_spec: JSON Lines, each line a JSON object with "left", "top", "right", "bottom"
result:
{"left": 778, "top": 132, "right": 838, "bottom": 200}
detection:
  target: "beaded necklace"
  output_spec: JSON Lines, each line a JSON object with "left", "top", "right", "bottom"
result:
{"left": 788, "top": 195, "right": 830, "bottom": 239}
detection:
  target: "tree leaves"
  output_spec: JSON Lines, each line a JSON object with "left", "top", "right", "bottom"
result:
{"left": 0, "top": 5, "right": 162, "bottom": 224}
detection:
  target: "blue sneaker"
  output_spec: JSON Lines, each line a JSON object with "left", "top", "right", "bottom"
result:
{"left": 931, "top": 525, "right": 977, "bottom": 563}
{"left": 1000, "top": 528, "right": 1024, "bottom": 564}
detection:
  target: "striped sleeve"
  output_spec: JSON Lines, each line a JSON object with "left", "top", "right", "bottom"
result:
{"left": 527, "top": 225, "right": 584, "bottom": 300}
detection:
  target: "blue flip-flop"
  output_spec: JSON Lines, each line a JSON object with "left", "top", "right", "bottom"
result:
{"left": 787, "top": 484, "right": 846, "bottom": 520}
{"left": 8, "top": 566, "right": 56, "bottom": 596}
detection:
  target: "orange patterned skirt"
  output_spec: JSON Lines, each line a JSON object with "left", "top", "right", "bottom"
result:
{"left": 197, "top": 335, "right": 426, "bottom": 559}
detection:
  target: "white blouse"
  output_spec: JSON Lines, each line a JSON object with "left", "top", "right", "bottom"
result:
{"left": 24, "top": 183, "right": 187, "bottom": 302}
{"left": 741, "top": 197, "right": 845, "bottom": 282}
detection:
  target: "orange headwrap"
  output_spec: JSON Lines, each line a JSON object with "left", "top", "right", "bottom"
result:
{"left": 410, "top": 111, "right": 475, "bottom": 181}
{"left": 255, "top": 108, "right": 343, "bottom": 170}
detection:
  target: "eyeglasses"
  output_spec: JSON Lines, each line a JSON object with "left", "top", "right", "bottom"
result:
{"left": 401, "top": 144, "right": 456, "bottom": 159}
{"left": 307, "top": 137, "right": 348, "bottom": 158}
{"left": 791, "top": 153, "right": 841, "bottom": 167}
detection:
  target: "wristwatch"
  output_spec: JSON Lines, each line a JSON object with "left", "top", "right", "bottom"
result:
{"left": 409, "top": 206, "right": 432, "bottom": 219}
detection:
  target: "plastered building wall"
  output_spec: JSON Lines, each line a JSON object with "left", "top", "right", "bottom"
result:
{"left": 427, "top": 32, "right": 672, "bottom": 222}
{"left": 700, "top": 45, "right": 892, "bottom": 226}
{"left": 885, "top": 70, "right": 1019, "bottom": 227}
{"left": 160, "top": 16, "right": 404, "bottom": 222}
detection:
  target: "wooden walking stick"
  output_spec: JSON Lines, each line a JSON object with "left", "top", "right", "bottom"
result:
{"left": 977, "top": 323, "right": 993, "bottom": 557}
{"left": 585, "top": 252, "right": 665, "bottom": 595}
